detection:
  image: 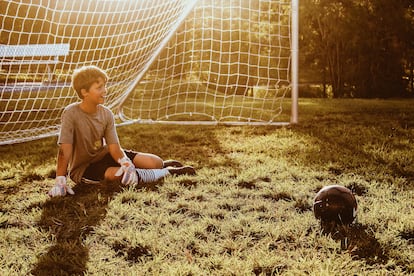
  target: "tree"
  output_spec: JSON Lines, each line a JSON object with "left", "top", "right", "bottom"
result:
{"left": 300, "top": 0, "right": 414, "bottom": 98}
{"left": 350, "top": 0, "right": 410, "bottom": 98}
{"left": 300, "top": 0, "right": 352, "bottom": 98}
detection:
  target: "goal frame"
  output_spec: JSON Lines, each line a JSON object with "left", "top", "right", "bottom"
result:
{"left": 291, "top": 0, "right": 299, "bottom": 124}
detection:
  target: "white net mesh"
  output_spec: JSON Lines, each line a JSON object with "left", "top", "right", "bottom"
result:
{"left": 0, "top": 0, "right": 296, "bottom": 145}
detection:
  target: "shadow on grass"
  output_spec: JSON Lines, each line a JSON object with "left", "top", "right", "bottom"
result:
{"left": 31, "top": 181, "right": 122, "bottom": 275}
{"left": 320, "top": 222, "right": 389, "bottom": 266}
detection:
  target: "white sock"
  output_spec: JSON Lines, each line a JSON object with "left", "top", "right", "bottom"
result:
{"left": 135, "top": 168, "right": 170, "bottom": 183}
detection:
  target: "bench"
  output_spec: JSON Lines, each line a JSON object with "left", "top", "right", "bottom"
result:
{"left": 0, "top": 43, "right": 70, "bottom": 83}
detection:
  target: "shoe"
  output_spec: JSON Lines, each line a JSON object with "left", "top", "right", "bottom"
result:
{"left": 168, "top": 166, "right": 196, "bottom": 176}
{"left": 163, "top": 160, "right": 184, "bottom": 168}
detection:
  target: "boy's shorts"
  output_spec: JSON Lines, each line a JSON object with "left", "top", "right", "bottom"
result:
{"left": 82, "top": 150, "right": 137, "bottom": 182}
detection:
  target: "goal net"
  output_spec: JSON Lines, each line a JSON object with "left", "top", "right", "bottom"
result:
{"left": 0, "top": 0, "right": 298, "bottom": 145}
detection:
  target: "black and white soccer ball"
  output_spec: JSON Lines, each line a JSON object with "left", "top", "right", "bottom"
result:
{"left": 313, "top": 185, "right": 357, "bottom": 226}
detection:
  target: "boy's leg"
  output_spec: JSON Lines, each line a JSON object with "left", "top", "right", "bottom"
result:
{"left": 82, "top": 153, "right": 118, "bottom": 183}
{"left": 82, "top": 151, "right": 167, "bottom": 183}
{"left": 128, "top": 151, "right": 184, "bottom": 169}
{"left": 85, "top": 150, "right": 195, "bottom": 184}
{"left": 131, "top": 152, "right": 164, "bottom": 169}
{"left": 105, "top": 166, "right": 166, "bottom": 182}
{"left": 104, "top": 167, "right": 126, "bottom": 182}
{"left": 104, "top": 165, "right": 196, "bottom": 184}
{"left": 129, "top": 151, "right": 195, "bottom": 179}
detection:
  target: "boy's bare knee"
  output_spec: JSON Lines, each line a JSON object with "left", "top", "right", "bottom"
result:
{"left": 133, "top": 153, "right": 163, "bottom": 169}
{"left": 149, "top": 156, "right": 164, "bottom": 169}
{"left": 104, "top": 167, "right": 122, "bottom": 181}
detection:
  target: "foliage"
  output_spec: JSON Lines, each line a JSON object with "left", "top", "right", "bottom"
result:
{"left": 300, "top": 0, "right": 414, "bottom": 98}
{"left": 1, "top": 99, "right": 413, "bottom": 274}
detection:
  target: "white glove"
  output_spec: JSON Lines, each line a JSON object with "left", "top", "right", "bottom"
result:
{"left": 48, "top": 176, "right": 75, "bottom": 197}
{"left": 115, "top": 156, "right": 138, "bottom": 185}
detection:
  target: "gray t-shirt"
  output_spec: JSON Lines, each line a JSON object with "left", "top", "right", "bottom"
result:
{"left": 59, "top": 102, "right": 119, "bottom": 184}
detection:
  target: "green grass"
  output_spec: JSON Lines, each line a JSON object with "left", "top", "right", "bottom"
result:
{"left": 0, "top": 98, "right": 413, "bottom": 275}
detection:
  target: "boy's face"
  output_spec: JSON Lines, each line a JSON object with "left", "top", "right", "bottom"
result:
{"left": 81, "top": 77, "right": 107, "bottom": 105}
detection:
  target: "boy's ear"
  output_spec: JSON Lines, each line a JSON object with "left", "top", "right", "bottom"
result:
{"left": 80, "top": 88, "right": 88, "bottom": 98}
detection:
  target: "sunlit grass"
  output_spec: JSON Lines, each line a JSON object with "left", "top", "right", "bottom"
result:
{"left": 0, "top": 98, "right": 413, "bottom": 275}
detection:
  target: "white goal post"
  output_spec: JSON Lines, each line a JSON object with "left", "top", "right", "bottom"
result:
{"left": 0, "top": 0, "right": 298, "bottom": 145}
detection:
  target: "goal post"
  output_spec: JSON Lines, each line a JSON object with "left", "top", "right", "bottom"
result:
{"left": 291, "top": 0, "right": 299, "bottom": 124}
{"left": 0, "top": 0, "right": 298, "bottom": 145}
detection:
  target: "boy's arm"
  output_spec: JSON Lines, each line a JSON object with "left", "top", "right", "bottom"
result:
{"left": 49, "top": 143, "right": 74, "bottom": 197}
{"left": 56, "top": 143, "right": 72, "bottom": 176}
{"left": 107, "top": 143, "right": 125, "bottom": 162}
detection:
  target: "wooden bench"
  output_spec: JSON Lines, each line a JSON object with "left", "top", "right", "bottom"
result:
{"left": 0, "top": 43, "right": 70, "bottom": 82}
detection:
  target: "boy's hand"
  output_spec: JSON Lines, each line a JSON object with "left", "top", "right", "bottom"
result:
{"left": 115, "top": 156, "right": 138, "bottom": 185}
{"left": 48, "top": 176, "right": 75, "bottom": 197}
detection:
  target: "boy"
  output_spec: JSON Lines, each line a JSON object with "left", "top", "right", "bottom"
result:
{"left": 49, "top": 65, "right": 195, "bottom": 197}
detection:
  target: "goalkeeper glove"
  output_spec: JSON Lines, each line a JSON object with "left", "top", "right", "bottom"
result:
{"left": 48, "top": 176, "right": 75, "bottom": 197}
{"left": 115, "top": 156, "right": 138, "bottom": 185}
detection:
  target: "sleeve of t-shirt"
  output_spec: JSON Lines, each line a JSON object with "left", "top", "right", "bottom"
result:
{"left": 104, "top": 108, "right": 120, "bottom": 145}
{"left": 58, "top": 107, "right": 74, "bottom": 144}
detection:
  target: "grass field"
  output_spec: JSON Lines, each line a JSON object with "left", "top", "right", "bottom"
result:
{"left": 0, "top": 98, "right": 413, "bottom": 275}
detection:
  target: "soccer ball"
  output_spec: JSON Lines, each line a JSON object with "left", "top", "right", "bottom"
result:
{"left": 313, "top": 185, "right": 357, "bottom": 225}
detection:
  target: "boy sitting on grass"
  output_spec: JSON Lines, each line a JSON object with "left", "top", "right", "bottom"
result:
{"left": 49, "top": 65, "right": 195, "bottom": 197}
